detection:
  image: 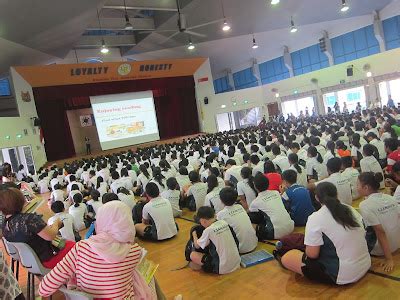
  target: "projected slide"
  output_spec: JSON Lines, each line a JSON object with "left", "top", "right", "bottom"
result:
{"left": 90, "top": 91, "right": 160, "bottom": 150}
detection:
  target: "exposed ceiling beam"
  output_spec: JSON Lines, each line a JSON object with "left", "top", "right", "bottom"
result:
{"left": 87, "top": 17, "right": 155, "bottom": 31}
{"left": 75, "top": 35, "right": 136, "bottom": 47}
{"left": 103, "top": 5, "right": 178, "bottom": 12}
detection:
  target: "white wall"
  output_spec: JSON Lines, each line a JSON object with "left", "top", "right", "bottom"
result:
{"left": 195, "top": 48, "right": 400, "bottom": 134}
{"left": 0, "top": 68, "right": 48, "bottom": 169}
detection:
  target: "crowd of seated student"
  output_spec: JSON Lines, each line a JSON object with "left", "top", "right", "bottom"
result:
{"left": 1, "top": 105, "right": 400, "bottom": 294}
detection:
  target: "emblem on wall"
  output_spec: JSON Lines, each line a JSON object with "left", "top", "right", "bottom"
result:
{"left": 118, "top": 63, "right": 132, "bottom": 76}
{"left": 21, "top": 91, "right": 32, "bottom": 102}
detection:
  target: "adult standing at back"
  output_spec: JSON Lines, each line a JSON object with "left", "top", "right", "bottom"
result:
{"left": 387, "top": 95, "right": 395, "bottom": 108}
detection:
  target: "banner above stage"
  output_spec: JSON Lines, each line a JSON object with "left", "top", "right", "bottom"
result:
{"left": 14, "top": 57, "right": 207, "bottom": 88}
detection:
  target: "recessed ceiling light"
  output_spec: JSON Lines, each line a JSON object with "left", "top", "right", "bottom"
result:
{"left": 340, "top": 0, "right": 349, "bottom": 12}
{"left": 221, "top": 104, "right": 227, "bottom": 108}
{"left": 271, "top": 0, "right": 280, "bottom": 5}
{"left": 290, "top": 17, "right": 298, "bottom": 33}
{"left": 222, "top": 20, "right": 231, "bottom": 31}
{"left": 275, "top": 93, "right": 280, "bottom": 98}
{"left": 366, "top": 71, "right": 372, "bottom": 78}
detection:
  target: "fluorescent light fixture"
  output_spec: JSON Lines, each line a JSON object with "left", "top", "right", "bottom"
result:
{"left": 271, "top": 0, "right": 280, "bottom": 5}
{"left": 187, "top": 41, "right": 195, "bottom": 50}
{"left": 341, "top": 0, "right": 349, "bottom": 12}
{"left": 290, "top": 17, "right": 298, "bottom": 33}
{"left": 366, "top": 71, "right": 372, "bottom": 78}
{"left": 221, "top": 104, "right": 227, "bottom": 108}
{"left": 244, "top": 100, "right": 249, "bottom": 104}
{"left": 5, "top": 135, "right": 10, "bottom": 140}
{"left": 252, "top": 36, "right": 259, "bottom": 49}
{"left": 222, "top": 20, "right": 231, "bottom": 31}
{"left": 294, "top": 90, "right": 298, "bottom": 94}
{"left": 100, "top": 39, "right": 109, "bottom": 54}
{"left": 233, "top": 102, "right": 237, "bottom": 106}
{"left": 275, "top": 93, "right": 280, "bottom": 98}
{"left": 16, "top": 134, "right": 22, "bottom": 139}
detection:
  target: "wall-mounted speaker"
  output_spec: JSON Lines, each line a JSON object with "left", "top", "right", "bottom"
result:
{"left": 347, "top": 65, "right": 354, "bottom": 77}
{"left": 33, "top": 117, "right": 41, "bottom": 127}
{"left": 204, "top": 97, "right": 209, "bottom": 105}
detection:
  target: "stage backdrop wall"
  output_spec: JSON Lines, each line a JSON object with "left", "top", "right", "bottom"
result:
{"left": 66, "top": 108, "right": 101, "bottom": 155}
{"left": 34, "top": 76, "right": 199, "bottom": 161}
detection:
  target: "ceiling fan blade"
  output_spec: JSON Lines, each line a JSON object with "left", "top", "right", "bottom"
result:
{"left": 160, "top": 31, "right": 180, "bottom": 44}
{"left": 185, "top": 30, "right": 207, "bottom": 38}
{"left": 138, "top": 29, "right": 176, "bottom": 34}
{"left": 187, "top": 19, "right": 225, "bottom": 30}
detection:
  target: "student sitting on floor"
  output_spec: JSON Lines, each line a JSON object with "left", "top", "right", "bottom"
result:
{"left": 281, "top": 182, "right": 371, "bottom": 285}
{"left": 360, "top": 144, "right": 385, "bottom": 189}
{"left": 237, "top": 167, "right": 257, "bottom": 210}
{"left": 49, "top": 183, "right": 65, "bottom": 204}
{"left": 248, "top": 173, "right": 294, "bottom": 240}
{"left": 358, "top": 172, "right": 400, "bottom": 272}
{"left": 117, "top": 187, "right": 136, "bottom": 211}
{"left": 69, "top": 193, "right": 89, "bottom": 231}
{"left": 281, "top": 170, "right": 315, "bottom": 226}
{"left": 160, "top": 177, "right": 182, "bottom": 217}
{"left": 188, "top": 206, "right": 241, "bottom": 274}
{"left": 204, "top": 174, "right": 224, "bottom": 214}
{"left": 48, "top": 201, "right": 78, "bottom": 242}
{"left": 217, "top": 187, "right": 258, "bottom": 254}
{"left": 135, "top": 183, "right": 178, "bottom": 241}
{"left": 185, "top": 171, "right": 207, "bottom": 211}
{"left": 341, "top": 156, "right": 360, "bottom": 200}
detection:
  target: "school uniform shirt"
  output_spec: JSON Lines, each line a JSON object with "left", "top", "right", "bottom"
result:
{"left": 197, "top": 220, "right": 241, "bottom": 275}
{"left": 117, "top": 193, "right": 136, "bottom": 211}
{"left": 110, "top": 178, "right": 126, "bottom": 194}
{"left": 68, "top": 203, "right": 87, "bottom": 231}
{"left": 47, "top": 212, "right": 75, "bottom": 242}
{"left": 217, "top": 204, "right": 258, "bottom": 254}
{"left": 323, "top": 152, "right": 335, "bottom": 165}
{"left": 394, "top": 186, "right": 400, "bottom": 204}
{"left": 341, "top": 167, "right": 360, "bottom": 200}
{"left": 38, "top": 179, "right": 50, "bottom": 194}
{"left": 237, "top": 179, "right": 257, "bottom": 207}
{"left": 317, "top": 173, "right": 352, "bottom": 205}
{"left": 282, "top": 184, "right": 315, "bottom": 226}
{"left": 142, "top": 197, "right": 177, "bottom": 240}
{"left": 272, "top": 155, "right": 290, "bottom": 172}
{"left": 80, "top": 171, "right": 90, "bottom": 186}
{"left": 289, "top": 165, "right": 308, "bottom": 187}
{"left": 351, "top": 145, "right": 363, "bottom": 160}
{"left": 305, "top": 205, "right": 371, "bottom": 285}
{"left": 316, "top": 145, "right": 327, "bottom": 157}
{"left": 49, "top": 178, "right": 59, "bottom": 191}
{"left": 137, "top": 174, "right": 150, "bottom": 191}
{"left": 359, "top": 193, "right": 400, "bottom": 256}
{"left": 296, "top": 148, "right": 308, "bottom": 162}
{"left": 217, "top": 177, "right": 225, "bottom": 189}
{"left": 252, "top": 162, "right": 265, "bottom": 176}
{"left": 187, "top": 182, "right": 208, "bottom": 209}
{"left": 96, "top": 182, "right": 108, "bottom": 199}
{"left": 149, "top": 179, "right": 166, "bottom": 194}
{"left": 204, "top": 187, "right": 224, "bottom": 214}
{"left": 98, "top": 168, "right": 110, "bottom": 183}
{"left": 86, "top": 199, "right": 103, "bottom": 215}
{"left": 160, "top": 189, "right": 182, "bottom": 217}
{"left": 249, "top": 190, "right": 294, "bottom": 239}
{"left": 306, "top": 157, "right": 328, "bottom": 180}
{"left": 370, "top": 139, "right": 386, "bottom": 160}
{"left": 224, "top": 165, "right": 242, "bottom": 185}
{"left": 120, "top": 176, "right": 134, "bottom": 191}
{"left": 360, "top": 156, "right": 385, "bottom": 189}
{"left": 50, "top": 189, "right": 65, "bottom": 203}
{"left": 127, "top": 170, "right": 137, "bottom": 183}
{"left": 176, "top": 174, "right": 191, "bottom": 191}
{"left": 67, "top": 181, "right": 84, "bottom": 193}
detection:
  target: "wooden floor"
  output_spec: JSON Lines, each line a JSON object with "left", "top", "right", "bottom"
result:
{"left": 3, "top": 193, "right": 400, "bottom": 300}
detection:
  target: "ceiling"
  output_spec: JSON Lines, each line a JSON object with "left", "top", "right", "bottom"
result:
{"left": 0, "top": 0, "right": 397, "bottom": 76}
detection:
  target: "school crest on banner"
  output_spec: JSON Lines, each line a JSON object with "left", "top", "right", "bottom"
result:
{"left": 80, "top": 115, "right": 93, "bottom": 127}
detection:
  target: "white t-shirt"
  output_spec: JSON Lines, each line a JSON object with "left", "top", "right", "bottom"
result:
{"left": 110, "top": 178, "right": 126, "bottom": 194}
{"left": 359, "top": 193, "right": 400, "bottom": 256}
{"left": 217, "top": 177, "right": 225, "bottom": 189}
{"left": 316, "top": 145, "right": 327, "bottom": 157}
{"left": 48, "top": 212, "right": 75, "bottom": 242}
{"left": 86, "top": 199, "right": 103, "bottom": 214}
{"left": 370, "top": 139, "right": 387, "bottom": 160}
{"left": 142, "top": 197, "right": 177, "bottom": 240}
{"left": 272, "top": 155, "right": 290, "bottom": 172}
{"left": 67, "top": 181, "right": 84, "bottom": 193}
{"left": 160, "top": 189, "right": 182, "bottom": 217}
{"left": 236, "top": 179, "right": 257, "bottom": 207}
{"left": 252, "top": 162, "right": 264, "bottom": 176}
{"left": 224, "top": 165, "right": 242, "bottom": 184}
{"left": 137, "top": 174, "right": 150, "bottom": 191}
{"left": 217, "top": 205, "right": 258, "bottom": 254}
{"left": 68, "top": 203, "right": 87, "bottom": 231}
{"left": 322, "top": 152, "right": 335, "bottom": 166}
{"left": 306, "top": 157, "right": 328, "bottom": 180}
{"left": 117, "top": 193, "right": 136, "bottom": 210}
{"left": 187, "top": 182, "right": 208, "bottom": 209}
{"left": 341, "top": 167, "right": 360, "bottom": 200}
{"left": 394, "top": 185, "right": 400, "bottom": 204}
{"left": 197, "top": 220, "right": 241, "bottom": 275}
{"left": 305, "top": 205, "right": 371, "bottom": 285}
{"left": 359, "top": 156, "right": 384, "bottom": 189}
{"left": 50, "top": 178, "right": 59, "bottom": 191}
{"left": 50, "top": 189, "right": 65, "bottom": 203}
{"left": 317, "top": 173, "right": 352, "bottom": 205}
{"left": 176, "top": 174, "right": 191, "bottom": 191}
{"left": 289, "top": 165, "right": 308, "bottom": 187}
{"left": 38, "top": 180, "right": 50, "bottom": 194}
{"left": 249, "top": 190, "right": 294, "bottom": 239}
{"left": 204, "top": 187, "right": 224, "bottom": 214}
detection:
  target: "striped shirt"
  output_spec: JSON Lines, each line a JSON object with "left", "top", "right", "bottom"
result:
{"left": 38, "top": 240, "right": 142, "bottom": 299}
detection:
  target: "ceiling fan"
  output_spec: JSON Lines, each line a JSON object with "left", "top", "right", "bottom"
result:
{"left": 139, "top": 0, "right": 225, "bottom": 44}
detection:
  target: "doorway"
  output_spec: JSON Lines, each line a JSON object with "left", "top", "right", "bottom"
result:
{"left": 0, "top": 145, "right": 36, "bottom": 175}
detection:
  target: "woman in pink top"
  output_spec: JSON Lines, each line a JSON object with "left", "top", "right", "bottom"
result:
{"left": 39, "top": 201, "right": 153, "bottom": 299}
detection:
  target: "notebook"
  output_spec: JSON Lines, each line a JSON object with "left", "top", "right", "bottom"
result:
{"left": 240, "top": 250, "right": 275, "bottom": 268}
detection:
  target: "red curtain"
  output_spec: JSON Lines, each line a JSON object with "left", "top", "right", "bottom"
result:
{"left": 33, "top": 76, "right": 199, "bottom": 161}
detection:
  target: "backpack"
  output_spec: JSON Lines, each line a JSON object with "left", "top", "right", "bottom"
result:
{"left": 274, "top": 233, "right": 305, "bottom": 257}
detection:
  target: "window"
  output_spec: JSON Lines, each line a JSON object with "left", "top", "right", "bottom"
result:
{"left": 259, "top": 57, "right": 290, "bottom": 85}
{"left": 281, "top": 96, "right": 315, "bottom": 118}
{"left": 213, "top": 76, "right": 233, "bottom": 94}
{"left": 0, "top": 78, "right": 11, "bottom": 96}
{"left": 215, "top": 107, "right": 262, "bottom": 132}
{"left": 331, "top": 25, "right": 380, "bottom": 65}
{"left": 379, "top": 79, "right": 400, "bottom": 106}
{"left": 291, "top": 44, "right": 329, "bottom": 76}
{"left": 323, "top": 86, "right": 367, "bottom": 113}
{"left": 232, "top": 68, "right": 258, "bottom": 90}
{"left": 84, "top": 58, "right": 103, "bottom": 63}
{"left": 383, "top": 15, "right": 400, "bottom": 50}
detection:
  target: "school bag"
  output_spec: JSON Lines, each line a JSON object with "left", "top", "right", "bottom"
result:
{"left": 273, "top": 233, "right": 305, "bottom": 257}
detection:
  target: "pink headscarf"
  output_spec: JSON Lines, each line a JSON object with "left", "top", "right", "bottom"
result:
{"left": 86, "top": 201, "right": 155, "bottom": 300}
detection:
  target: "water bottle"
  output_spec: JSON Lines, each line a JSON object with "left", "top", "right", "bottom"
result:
{"left": 276, "top": 240, "right": 283, "bottom": 250}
